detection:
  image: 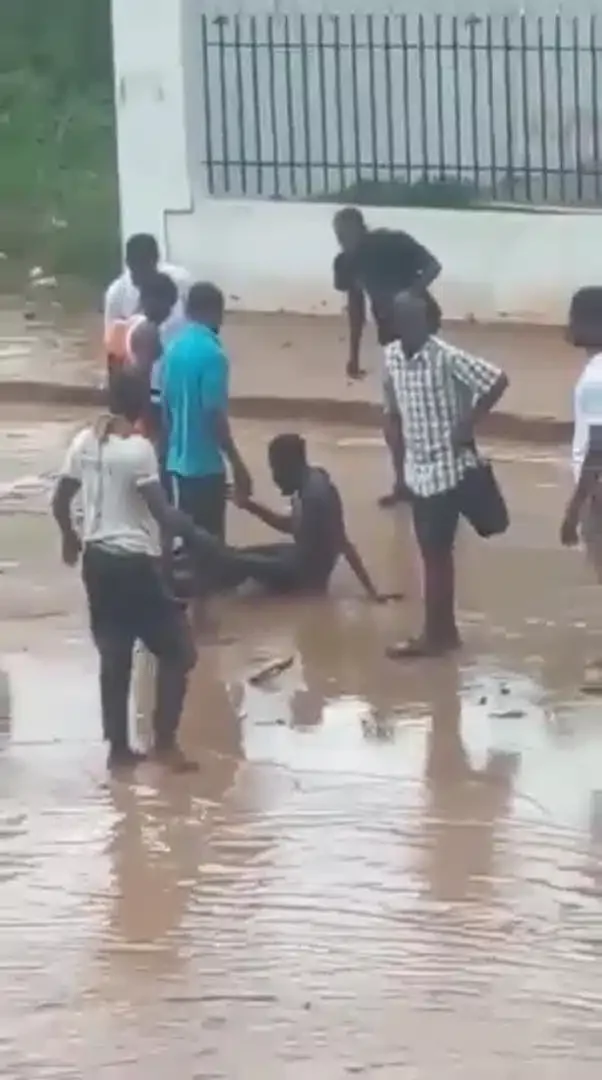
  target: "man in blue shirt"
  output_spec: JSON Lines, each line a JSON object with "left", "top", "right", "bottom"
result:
{"left": 162, "top": 282, "right": 251, "bottom": 543}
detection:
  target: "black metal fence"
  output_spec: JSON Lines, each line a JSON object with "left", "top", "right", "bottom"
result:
{"left": 198, "top": 12, "right": 602, "bottom": 206}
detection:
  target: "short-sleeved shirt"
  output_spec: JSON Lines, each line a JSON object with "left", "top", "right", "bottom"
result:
{"left": 60, "top": 427, "right": 161, "bottom": 556}
{"left": 291, "top": 466, "right": 346, "bottom": 586}
{"left": 384, "top": 336, "right": 502, "bottom": 497}
{"left": 572, "top": 353, "right": 602, "bottom": 480}
{"left": 333, "top": 229, "right": 437, "bottom": 344}
{"left": 161, "top": 323, "right": 229, "bottom": 479}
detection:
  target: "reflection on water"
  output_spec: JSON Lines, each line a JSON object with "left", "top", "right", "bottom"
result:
{"left": 1, "top": 391, "right": 602, "bottom": 1073}
{"left": 2, "top": 603, "right": 602, "bottom": 1074}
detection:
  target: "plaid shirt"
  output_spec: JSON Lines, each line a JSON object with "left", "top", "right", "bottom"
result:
{"left": 384, "top": 336, "right": 502, "bottom": 497}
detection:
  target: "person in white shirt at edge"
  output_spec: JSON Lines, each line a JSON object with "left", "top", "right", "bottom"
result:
{"left": 560, "top": 288, "right": 602, "bottom": 689}
{"left": 383, "top": 291, "right": 508, "bottom": 660}
{"left": 51, "top": 369, "right": 221, "bottom": 773}
{"left": 104, "top": 233, "right": 190, "bottom": 350}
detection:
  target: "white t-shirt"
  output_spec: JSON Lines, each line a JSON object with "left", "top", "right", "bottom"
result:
{"left": 60, "top": 427, "right": 161, "bottom": 557}
{"left": 103, "top": 262, "right": 191, "bottom": 348}
{"left": 572, "top": 353, "right": 602, "bottom": 479}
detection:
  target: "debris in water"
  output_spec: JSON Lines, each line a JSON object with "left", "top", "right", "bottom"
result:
{"left": 248, "top": 656, "right": 294, "bottom": 686}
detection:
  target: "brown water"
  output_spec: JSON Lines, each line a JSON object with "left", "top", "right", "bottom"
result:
{"left": 0, "top": 407, "right": 602, "bottom": 1076}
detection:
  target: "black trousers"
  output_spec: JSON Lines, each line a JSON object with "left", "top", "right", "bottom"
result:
{"left": 82, "top": 545, "right": 195, "bottom": 751}
{"left": 170, "top": 473, "right": 227, "bottom": 540}
{"left": 169, "top": 473, "right": 228, "bottom": 597}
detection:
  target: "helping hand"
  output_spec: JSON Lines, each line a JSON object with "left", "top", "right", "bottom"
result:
{"left": 232, "top": 464, "right": 253, "bottom": 505}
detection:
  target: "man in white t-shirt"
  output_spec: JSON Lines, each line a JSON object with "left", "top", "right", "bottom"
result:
{"left": 561, "top": 288, "right": 602, "bottom": 688}
{"left": 562, "top": 288, "right": 602, "bottom": 573}
{"left": 104, "top": 233, "right": 190, "bottom": 349}
{"left": 51, "top": 369, "right": 220, "bottom": 772}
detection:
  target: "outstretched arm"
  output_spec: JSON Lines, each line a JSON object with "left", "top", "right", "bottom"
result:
{"left": 201, "top": 343, "right": 253, "bottom": 501}
{"left": 238, "top": 497, "right": 293, "bottom": 535}
{"left": 341, "top": 534, "right": 381, "bottom": 600}
{"left": 345, "top": 286, "right": 366, "bottom": 378}
{"left": 334, "top": 252, "right": 365, "bottom": 378}
{"left": 138, "top": 479, "right": 223, "bottom": 556}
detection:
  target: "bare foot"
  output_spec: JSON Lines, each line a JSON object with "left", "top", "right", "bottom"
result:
{"left": 346, "top": 364, "right": 367, "bottom": 380}
{"left": 152, "top": 746, "right": 200, "bottom": 774}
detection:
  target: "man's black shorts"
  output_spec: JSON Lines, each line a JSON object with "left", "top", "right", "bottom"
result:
{"left": 412, "top": 487, "right": 463, "bottom": 555}
{"left": 170, "top": 473, "right": 227, "bottom": 541}
{"left": 82, "top": 544, "right": 193, "bottom": 664}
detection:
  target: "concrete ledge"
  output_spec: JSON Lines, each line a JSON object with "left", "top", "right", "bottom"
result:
{"left": 0, "top": 379, "right": 572, "bottom": 445}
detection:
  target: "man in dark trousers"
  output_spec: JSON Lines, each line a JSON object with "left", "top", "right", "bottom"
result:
{"left": 333, "top": 207, "right": 442, "bottom": 507}
{"left": 231, "top": 433, "right": 386, "bottom": 600}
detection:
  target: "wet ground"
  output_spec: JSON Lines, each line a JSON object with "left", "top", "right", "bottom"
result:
{"left": 1, "top": 406, "right": 602, "bottom": 1076}
{"left": 0, "top": 292, "right": 579, "bottom": 425}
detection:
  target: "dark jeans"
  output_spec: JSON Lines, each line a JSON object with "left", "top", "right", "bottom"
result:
{"left": 82, "top": 545, "right": 196, "bottom": 752}
{"left": 169, "top": 473, "right": 228, "bottom": 597}
{"left": 219, "top": 543, "right": 331, "bottom": 594}
{"left": 412, "top": 487, "right": 464, "bottom": 555}
{"left": 170, "top": 473, "right": 227, "bottom": 540}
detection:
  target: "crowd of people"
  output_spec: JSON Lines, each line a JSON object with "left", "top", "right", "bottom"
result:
{"left": 51, "top": 217, "right": 601, "bottom": 772}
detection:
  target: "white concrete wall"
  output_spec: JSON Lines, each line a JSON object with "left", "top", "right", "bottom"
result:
{"left": 110, "top": 0, "right": 193, "bottom": 248}
{"left": 111, "top": 0, "right": 602, "bottom": 325}
{"left": 167, "top": 199, "right": 602, "bottom": 324}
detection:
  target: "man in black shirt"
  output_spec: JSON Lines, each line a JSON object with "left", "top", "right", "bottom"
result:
{"left": 230, "top": 433, "right": 385, "bottom": 599}
{"left": 333, "top": 206, "right": 442, "bottom": 507}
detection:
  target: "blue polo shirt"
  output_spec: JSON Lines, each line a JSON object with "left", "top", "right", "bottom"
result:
{"left": 162, "top": 323, "right": 229, "bottom": 478}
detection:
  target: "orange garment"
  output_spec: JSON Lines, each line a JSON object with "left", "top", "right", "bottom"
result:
{"left": 105, "top": 316, "right": 154, "bottom": 440}
{"left": 104, "top": 315, "right": 144, "bottom": 367}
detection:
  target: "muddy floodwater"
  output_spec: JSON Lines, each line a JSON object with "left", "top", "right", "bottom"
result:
{"left": 1, "top": 377, "right": 602, "bottom": 1066}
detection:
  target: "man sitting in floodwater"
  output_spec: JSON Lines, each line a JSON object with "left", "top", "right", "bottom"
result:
{"left": 230, "top": 433, "right": 387, "bottom": 600}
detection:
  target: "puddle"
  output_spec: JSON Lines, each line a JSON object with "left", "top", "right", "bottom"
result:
{"left": 0, "top": 610, "right": 602, "bottom": 1075}
{"left": 0, "top": 385, "right": 598, "bottom": 1071}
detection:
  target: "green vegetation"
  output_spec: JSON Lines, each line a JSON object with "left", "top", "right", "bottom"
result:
{"left": 0, "top": 0, "right": 119, "bottom": 285}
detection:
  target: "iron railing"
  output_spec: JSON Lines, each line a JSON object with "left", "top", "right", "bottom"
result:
{"left": 199, "top": 12, "right": 602, "bottom": 206}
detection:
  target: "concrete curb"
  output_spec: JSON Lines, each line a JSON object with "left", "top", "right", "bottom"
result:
{"left": 0, "top": 379, "right": 572, "bottom": 445}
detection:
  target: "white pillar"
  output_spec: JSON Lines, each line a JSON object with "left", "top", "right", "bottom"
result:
{"left": 110, "top": 0, "right": 194, "bottom": 256}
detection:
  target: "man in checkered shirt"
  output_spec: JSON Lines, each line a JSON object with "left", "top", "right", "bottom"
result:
{"left": 383, "top": 291, "right": 508, "bottom": 659}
